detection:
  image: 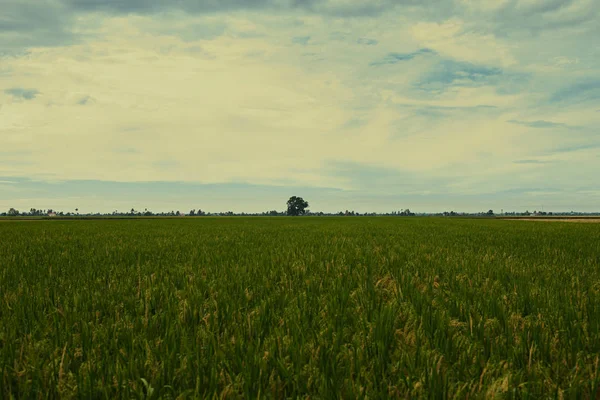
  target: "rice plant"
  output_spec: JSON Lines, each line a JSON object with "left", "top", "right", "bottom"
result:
{"left": 1, "top": 217, "right": 599, "bottom": 398}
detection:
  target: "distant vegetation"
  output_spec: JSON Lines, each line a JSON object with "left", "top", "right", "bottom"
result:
{"left": 286, "top": 196, "right": 309, "bottom": 216}
{"left": 2, "top": 218, "right": 600, "bottom": 397}
{"left": 3, "top": 199, "right": 593, "bottom": 218}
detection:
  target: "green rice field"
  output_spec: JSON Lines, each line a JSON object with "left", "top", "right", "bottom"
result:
{"left": 1, "top": 217, "right": 600, "bottom": 398}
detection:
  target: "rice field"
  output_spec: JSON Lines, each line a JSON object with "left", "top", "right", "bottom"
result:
{"left": 1, "top": 217, "right": 600, "bottom": 399}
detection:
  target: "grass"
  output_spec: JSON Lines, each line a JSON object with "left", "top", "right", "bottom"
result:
{"left": 1, "top": 217, "right": 600, "bottom": 398}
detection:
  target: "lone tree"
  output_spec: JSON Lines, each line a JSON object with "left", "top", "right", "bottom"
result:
{"left": 287, "top": 196, "right": 309, "bottom": 216}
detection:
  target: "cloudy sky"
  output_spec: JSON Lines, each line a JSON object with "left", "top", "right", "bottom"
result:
{"left": 1, "top": 0, "right": 599, "bottom": 213}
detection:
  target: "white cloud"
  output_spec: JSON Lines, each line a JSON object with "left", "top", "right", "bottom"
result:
{"left": 410, "top": 19, "right": 518, "bottom": 67}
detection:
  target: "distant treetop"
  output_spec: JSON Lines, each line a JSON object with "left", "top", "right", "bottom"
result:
{"left": 286, "top": 196, "right": 309, "bottom": 216}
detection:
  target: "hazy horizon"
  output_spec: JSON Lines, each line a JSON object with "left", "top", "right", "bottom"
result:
{"left": 1, "top": 0, "right": 599, "bottom": 212}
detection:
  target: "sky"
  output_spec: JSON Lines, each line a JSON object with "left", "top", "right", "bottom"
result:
{"left": 1, "top": 0, "right": 599, "bottom": 213}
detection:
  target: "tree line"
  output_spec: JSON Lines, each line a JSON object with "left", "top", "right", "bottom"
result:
{"left": 2, "top": 198, "right": 590, "bottom": 218}
{"left": 2, "top": 197, "right": 414, "bottom": 217}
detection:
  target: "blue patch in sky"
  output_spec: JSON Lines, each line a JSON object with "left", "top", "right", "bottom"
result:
{"left": 426, "top": 60, "right": 501, "bottom": 84}
{"left": 370, "top": 48, "right": 435, "bottom": 65}
{"left": 549, "top": 80, "right": 600, "bottom": 104}
{"left": 508, "top": 119, "right": 577, "bottom": 129}
{"left": 77, "top": 95, "right": 92, "bottom": 105}
{"left": 357, "top": 38, "right": 378, "bottom": 46}
{"left": 417, "top": 60, "right": 504, "bottom": 92}
{"left": 292, "top": 36, "right": 310, "bottom": 45}
{"left": 5, "top": 87, "right": 39, "bottom": 100}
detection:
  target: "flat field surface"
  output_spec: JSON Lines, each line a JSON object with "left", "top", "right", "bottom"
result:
{"left": 1, "top": 217, "right": 600, "bottom": 398}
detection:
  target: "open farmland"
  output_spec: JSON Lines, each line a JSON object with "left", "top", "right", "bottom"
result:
{"left": 1, "top": 217, "right": 600, "bottom": 398}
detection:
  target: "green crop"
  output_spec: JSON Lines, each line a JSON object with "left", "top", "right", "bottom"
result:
{"left": 1, "top": 217, "right": 600, "bottom": 398}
